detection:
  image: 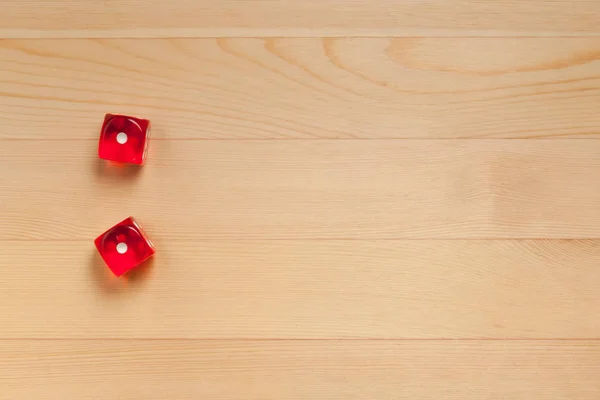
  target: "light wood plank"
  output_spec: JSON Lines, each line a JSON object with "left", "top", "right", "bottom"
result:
{"left": 1, "top": 38, "right": 600, "bottom": 139}
{"left": 1, "top": 240, "right": 599, "bottom": 338}
{"left": 2, "top": 0, "right": 600, "bottom": 38}
{"left": 2, "top": 339, "right": 600, "bottom": 399}
{"left": 1, "top": 140, "right": 600, "bottom": 240}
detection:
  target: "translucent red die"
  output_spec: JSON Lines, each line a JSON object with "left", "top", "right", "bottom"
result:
{"left": 94, "top": 217, "right": 156, "bottom": 277}
{"left": 99, "top": 114, "right": 151, "bottom": 164}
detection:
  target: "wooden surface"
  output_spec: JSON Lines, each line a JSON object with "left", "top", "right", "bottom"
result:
{"left": 2, "top": 0, "right": 600, "bottom": 38}
{"left": 2, "top": 38, "right": 600, "bottom": 139}
{"left": 3, "top": 340, "right": 600, "bottom": 399}
{"left": 2, "top": 240, "right": 600, "bottom": 339}
{"left": 1, "top": 1, "right": 600, "bottom": 399}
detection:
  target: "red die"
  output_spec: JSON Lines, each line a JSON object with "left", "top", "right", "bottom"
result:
{"left": 94, "top": 217, "right": 156, "bottom": 277}
{"left": 99, "top": 114, "right": 151, "bottom": 164}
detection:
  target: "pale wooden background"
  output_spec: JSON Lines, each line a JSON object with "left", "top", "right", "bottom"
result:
{"left": 1, "top": 1, "right": 600, "bottom": 398}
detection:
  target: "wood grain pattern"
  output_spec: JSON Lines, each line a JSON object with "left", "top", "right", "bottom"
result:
{"left": 2, "top": 139, "right": 600, "bottom": 240}
{"left": 1, "top": 38, "right": 600, "bottom": 139}
{"left": 2, "top": 0, "right": 600, "bottom": 38}
{"left": 1, "top": 240, "right": 599, "bottom": 338}
{"left": 3, "top": 1, "right": 600, "bottom": 396}
{"left": 2, "top": 340, "right": 600, "bottom": 399}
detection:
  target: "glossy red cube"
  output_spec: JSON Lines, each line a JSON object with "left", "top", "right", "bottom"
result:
{"left": 99, "top": 114, "right": 151, "bottom": 164}
{"left": 94, "top": 217, "right": 155, "bottom": 277}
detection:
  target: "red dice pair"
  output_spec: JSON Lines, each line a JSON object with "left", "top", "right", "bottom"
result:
{"left": 96, "top": 114, "right": 155, "bottom": 277}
